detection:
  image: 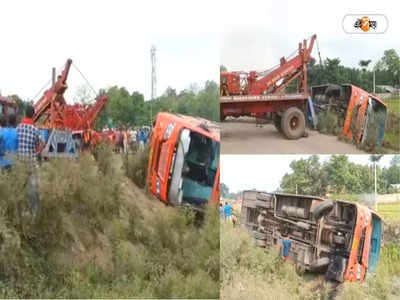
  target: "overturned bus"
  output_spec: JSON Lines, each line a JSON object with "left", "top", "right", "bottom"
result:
{"left": 312, "top": 84, "right": 387, "bottom": 147}
{"left": 148, "top": 112, "right": 220, "bottom": 208}
{"left": 241, "top": 191, "right": 382, "bottom": 283}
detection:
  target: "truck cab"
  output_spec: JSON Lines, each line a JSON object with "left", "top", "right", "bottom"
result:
{"left": 241, "top": 191, "right": 382, "bottom": 282}
{"left": 148, "top": 112, "right": 220, "bottom": 208}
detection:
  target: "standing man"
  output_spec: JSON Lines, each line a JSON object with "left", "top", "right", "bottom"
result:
{"left": 219, "top": 203, "right": 224, "bottom": 220}
{"left": 2, "top": 114, "right": 18, "bottom": 153}
{"left": 17, "top": 105, "right": 44, "bottom": 214}
{"left": 224, "top": 201, "right": 232, "bottom": 221}
{"left": 280, "top": 233, "right": 292, "bottom": 262}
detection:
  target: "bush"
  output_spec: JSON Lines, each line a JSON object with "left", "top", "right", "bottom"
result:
{"left": 123, "top": 145, "right": 149, "bottom": 188}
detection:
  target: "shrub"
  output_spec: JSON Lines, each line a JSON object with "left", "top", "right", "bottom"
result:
{"left": 123, "top": 145, "right": 149, "bottom": 188}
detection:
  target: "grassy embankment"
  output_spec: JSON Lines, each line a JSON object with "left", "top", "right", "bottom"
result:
{"left": 0, "top": 146, "right": 219, "bottom": 298}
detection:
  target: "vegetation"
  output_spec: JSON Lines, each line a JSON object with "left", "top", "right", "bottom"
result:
{"left": 95, "top": 81, "right": 219, "bottom": 130}
{"left": 220, "top": 182, "right": 239, "bottom": 200}
{"left": 122, "top": 145, "right": 150, "bottom": 188}
{"left": 221, "top": 222, "right": 331, "bottom": 300}
{"left": 0, "top": 153, "right": 219, "bottom": 298}
{"left": 280, "top": 155, "right": 400, "bottom": 196}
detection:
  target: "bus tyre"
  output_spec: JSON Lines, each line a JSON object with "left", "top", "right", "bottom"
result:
{"left": 313, "top": 200, "right": 334, "bottom": 220}
{"left": 281, "top": 107, "right": 306, "bottom": 139}
{"left": 273, "top": 114, "right": 282, "bottom": 132}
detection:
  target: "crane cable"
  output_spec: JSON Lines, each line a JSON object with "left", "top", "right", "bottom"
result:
{"left": 72, "top": 63, "right": 98, "bottom": 96}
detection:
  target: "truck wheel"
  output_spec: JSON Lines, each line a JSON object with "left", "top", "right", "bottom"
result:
{"left": 312, "top": 200, "right": 334, "bottom": 220}
{"left": 281, "top": 107, "right": 306, "bottom": 139}
{"left": 273, "top": 114, "right": 282, "bottom": 132}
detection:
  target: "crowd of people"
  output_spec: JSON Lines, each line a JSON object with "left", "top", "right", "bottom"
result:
{"left": 0, "top": 105, "right": 44, "bottom": 215}
{"left": 104, "top": 126, "right": 151, "bottom": 154}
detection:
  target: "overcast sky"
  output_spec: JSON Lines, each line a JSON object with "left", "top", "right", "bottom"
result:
{"left": 221, "top": 0, "right": 400, "bottom": 72}
{"left": 221, "top": 155, "right": 398, "bottom": 193}
{"left": 0, "top": 0, "right": 219, "bottom": 103}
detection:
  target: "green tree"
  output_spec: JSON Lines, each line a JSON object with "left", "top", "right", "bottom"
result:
{"left": 374, "top": 49, "right": 400, "bottom": 86}
{"left": 220, "top": 183, "right": 229, "bottom": 198}
{"left": 220, "top": 65, "right": 227, "bottom": 72}
{"left": 280, "top": 155, "right": 328, "bottom": 196}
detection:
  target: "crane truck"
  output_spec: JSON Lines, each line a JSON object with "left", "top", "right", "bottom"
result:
{"left": 220, "top": 34, "right": 387, "bottom": 146}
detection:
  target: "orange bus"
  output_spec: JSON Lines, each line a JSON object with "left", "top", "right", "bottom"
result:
{"left": 241, "top": 191, "right": 382, "bottom": 282}
{"left": 148, "top": 112, "right": 220, "bottom": 208}
{"left": 312, "top": 84, "right": 387, "bottom": 146}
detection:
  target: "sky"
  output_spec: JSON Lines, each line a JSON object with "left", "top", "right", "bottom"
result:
{"left": 221, "top": 0, "right": 400, "bottom": 72}
{"left": 221, "top": 155, "right": 398, "bottom": 193}
{"left": 0, "top": 0, "right": 219, "bottom": 103}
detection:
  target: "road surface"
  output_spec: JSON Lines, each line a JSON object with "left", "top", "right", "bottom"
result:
{"left": 221, "top": 118, "right": 366, "bottom": 154}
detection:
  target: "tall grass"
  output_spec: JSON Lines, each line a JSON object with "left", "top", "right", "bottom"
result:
{"left": 221, "top": 222, "right": 330, "bottom": 300}
{"left": 0, "top": 156, "right": 219, "bottom": 298}
{"left": 123, "top": 145, "right": 150, "bottom": 188}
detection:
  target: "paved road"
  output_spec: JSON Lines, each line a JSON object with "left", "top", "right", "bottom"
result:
{"left": 221, "top": 118, "right": 366, "bottom": 154}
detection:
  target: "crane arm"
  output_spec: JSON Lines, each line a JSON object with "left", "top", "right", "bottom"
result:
{"left": 33, "top": 58, "right": 73, "bottom": 122}
{"left": 248, "top": 35, "right": 317, "bottom": 95}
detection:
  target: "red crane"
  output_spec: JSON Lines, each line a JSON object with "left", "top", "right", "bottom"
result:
{"left": 220, "top": 34, "right": 316, "bottom": 96}
{"left": 220, "top": 35, "right": 317, "bottom": 139}
{"left": 33, "top": 58, "right": 108, "bottom": 132}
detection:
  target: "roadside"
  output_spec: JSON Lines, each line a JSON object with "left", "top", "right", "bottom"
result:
{"left": 221, "top": 118, "right": 367, "bottom": 154}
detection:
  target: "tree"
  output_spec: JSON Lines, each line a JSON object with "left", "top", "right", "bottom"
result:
{"left": 220, "top": 65, "right": 227, "bottom": 72}
{"left": 382, "top": 155, "right": 400, "bottom": 192}
{"left": 374, "top": 49, "right": 400, "bottom": 86}
{"left": 73, "top": 84, "right": 93, "bottom": 103}
{"left": 359, "top": 59, "right": 372, "bottom": 71}
{"left": 220, "top": 183, "right": 229, "bottom": 198}
{"left": 280, "top": 155, "right": 328, "bottom": 196}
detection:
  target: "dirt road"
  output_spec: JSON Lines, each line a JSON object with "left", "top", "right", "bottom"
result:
{"left": 221, "top": 118, "right": 366, "bottom": 154}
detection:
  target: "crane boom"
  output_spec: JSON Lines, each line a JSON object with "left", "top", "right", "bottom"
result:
{"left": 247, "top": 34, "right": 316, "bottom": 95}
{"left": 220, "top": 34, "right": 317, "bottom": 97}
{"left": 33, "top": 59, "right": 72, "bottom": 125}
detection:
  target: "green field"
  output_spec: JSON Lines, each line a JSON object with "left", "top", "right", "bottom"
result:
{"left": 378, "top": 202, "right": 400, "bottom": 222}
{"left": 385, "top": 97, "right": 400, "bottom": 115}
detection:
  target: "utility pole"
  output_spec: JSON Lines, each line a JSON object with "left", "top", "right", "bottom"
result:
{"left": 373, "top": 70, "right": 376, "bottom": 94}
{"left": 150, "top": 45, "right": 157, "bottom": 127}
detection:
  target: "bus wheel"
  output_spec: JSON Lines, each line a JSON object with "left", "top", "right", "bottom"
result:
{"left": 312, "top": 200, "right": 334, "bottom": 220}
{"left": 281, "top": 107, "right": 306, "bottom": 139}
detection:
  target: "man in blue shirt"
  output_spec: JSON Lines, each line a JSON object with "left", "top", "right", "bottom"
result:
{"left": 2, "top": 114, "right": 18, "bottom": 153}
{"left": 0, "top": 115, "right": 12, "bottom": 170}
{"left": 219, "top": 203, "right": 224, "bottom": 220}
{"left": 224, "top": 202, "right": 232, "bottom": 221}
{"left": 280, "top": 233, "right": 292, "bottom": 262}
